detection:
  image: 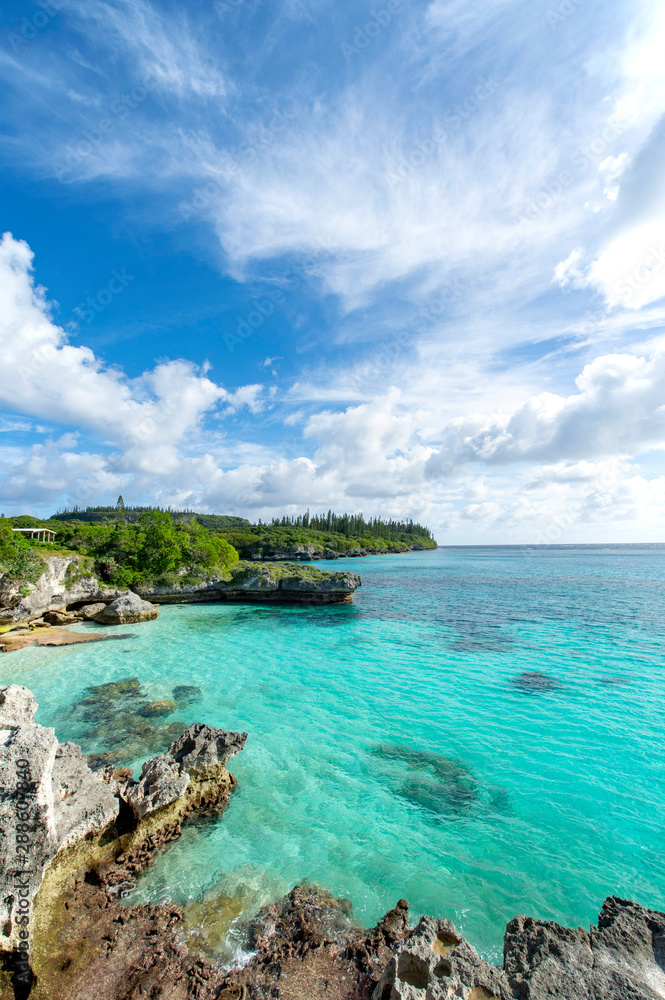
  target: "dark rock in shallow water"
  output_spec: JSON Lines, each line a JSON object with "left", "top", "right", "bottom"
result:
{"left": 138, "top": 699, "right": 177, "bottom": 718}
{"left": 172, "top": 684, "right": 203, "bottom": 705}
{"left": 371, "top": 743, "right": 509, "bottom": 820}
{"left": 511, "top": 671, "right": 561, "bottom": 693}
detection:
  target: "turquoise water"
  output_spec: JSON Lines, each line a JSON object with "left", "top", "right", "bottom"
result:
{"left": 2, "top": 546, "right": 665, "bottom": 962}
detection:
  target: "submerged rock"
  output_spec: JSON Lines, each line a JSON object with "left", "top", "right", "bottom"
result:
{"left": 67, "top": 676, "right": 195, "bottom": 765}
{"left": 94, "top": 592, "right": 159, "bottom": 624}
{"left": 172, "top": 684, "right": 202, "bottom": 705}
{"left": 371, "top": 743, "right": 509, "bottom": 820}
{"left": 138, "top": 699, "right": 177, "bottom": 718}
{"left": 511, "top": 671, "right": 561, "bottom": 693}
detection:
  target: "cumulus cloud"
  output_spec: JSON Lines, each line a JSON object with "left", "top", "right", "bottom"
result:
{"left": 0, "top": 232, "right": 263, "bottom": 486}
{"left": 426, "top": 345, "right": 665, "bottom": 476}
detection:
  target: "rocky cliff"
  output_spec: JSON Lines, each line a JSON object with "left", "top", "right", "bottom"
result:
{"left": 0, "top": 556, "right": 362, "bottom": 624}
{"left": 0, "top": 684, "right": 246, "bottom": 996}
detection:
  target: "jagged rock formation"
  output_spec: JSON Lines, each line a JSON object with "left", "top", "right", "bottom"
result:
{"left": 93, "top": 592, "right": 159, "bottom": 624}
{"left": 123, "top": 725, "right": 247, "bottom": 821}
{"left": 373, "top": 898, "right": 665, "bottom": 1000}
{"left": 503, "top": 897, "right": 665, "bottom": 999}
{"left": 0, "top": 685, "right": 118, "bottom": 954}
{"left": 0, "top": 684, "right": 247, "bottom": 998}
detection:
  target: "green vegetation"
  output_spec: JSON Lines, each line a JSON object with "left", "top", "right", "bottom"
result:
{"left": 0, "top": 520, "right": 47, "bottom": 606}
{"left": 0, "top": 503, "right": 435, "bottom": 603}
{"left": 1, "top": 511, "right": 239, "bottom": 590}
{"left": 217, "top": 512, "right": 437, "bottom": 559}
{"left": 50, "top": 503, "right": 250, "bottom": 530}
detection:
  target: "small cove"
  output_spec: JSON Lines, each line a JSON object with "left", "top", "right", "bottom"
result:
{"left": 2, "top": 546, "right": 665, "bottom": 964}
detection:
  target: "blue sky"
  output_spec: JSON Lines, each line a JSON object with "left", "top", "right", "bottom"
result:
{"left": 1, "top": 0, "right": 665, "bottom": 541}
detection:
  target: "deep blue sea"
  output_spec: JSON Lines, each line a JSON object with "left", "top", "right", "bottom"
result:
{"left": 2, "top": 546, "right": 665, "bottom": 962}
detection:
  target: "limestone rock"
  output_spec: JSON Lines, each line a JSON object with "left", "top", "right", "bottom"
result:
{"left": 43, "top": 609, "right": 83, "bottom": 626}
{"left": 122, "top": 724, "right": 247, "bottom": 821}
{"left": 503, "top": 896, "right": 665, "bottom": 999}
{"left": 373, "top": 915, "right": 511, "bottom": 1000}
{"left": 124, "top": 754, "right": 190, "bottom": 820}
{"left": 51, "top": 742, "right": 119, "bottom": 851}
{"left": 94, "top": 592, "right": 159, "bottom": 624}
{"left": 167, "top": 723, "right": 248, "bottom": 777}
{"left": 0, "top": 684, "right": 37, "bottom": 727}
{"left": 0, "top": 686, "right": 118, "bottom": 953}
{"left": 80, "top": 602, "right": 107, "bottom": 620}
{"left": 2, "top": 554, "right": 123, "bottom": 624}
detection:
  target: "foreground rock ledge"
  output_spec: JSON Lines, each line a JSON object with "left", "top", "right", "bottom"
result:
{"left": 0, "top": 684, "right": 246, "bottom": 997}
{"left": 1, "top": 686, "right": 664, "bottom": 1000}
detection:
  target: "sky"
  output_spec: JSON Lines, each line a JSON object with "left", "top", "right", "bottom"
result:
{"left": 0, "top": 0, "right": 664, "bottom": 543}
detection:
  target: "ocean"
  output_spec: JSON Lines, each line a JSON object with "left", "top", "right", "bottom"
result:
{"left": 3, "top": 545, "right": 665, "bottom": 963}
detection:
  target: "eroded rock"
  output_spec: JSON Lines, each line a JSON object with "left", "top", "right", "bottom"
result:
{"left": 94, "top": 592, "right": 159, "bottom": 624}
{"left": 79, "top": 602, "right": 107, "bottom": 620}
{"left": 168, "top": 723, "right": 248, "bottom": 777}
{"left": 43, "top": 609, "right": 83, "bottom": 626}
{"left": 0, "top": 684, "right": 37, "bottom": 727}
{"left": 373, "top": 915, "right": 511, "bottom": 1000}
{"left": 124, "top": 754, "right": 190, "bottom": 820}
{"left": 121, "top": 723, "right": 247, "bottom": 824}
{"left": 504, "top": 896, "right": 665, "bottom": 999}
{"left": 0, "top": 687, "right": 118, "bottom": 953}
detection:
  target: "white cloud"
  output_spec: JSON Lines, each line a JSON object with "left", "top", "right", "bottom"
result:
{"left": 426, "top": 344, "right": 665, "bottom": 475}
{"left": 0, "top": 232, "right": 262, "bottom": 482}
{"left": 587, "top": 222, "right": 665, "bottom": 309}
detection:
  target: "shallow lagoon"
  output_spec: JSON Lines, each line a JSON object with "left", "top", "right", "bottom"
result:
{"left": 3, "top": 546, "right": 665, "bottom": 962}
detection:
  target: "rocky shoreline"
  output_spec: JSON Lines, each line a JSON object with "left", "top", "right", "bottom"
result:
{"left": 0, "top": 557, "right": 362, "bottom": 628}
{"left": 1, "top": 684, "right": 664, "bottom": 1000}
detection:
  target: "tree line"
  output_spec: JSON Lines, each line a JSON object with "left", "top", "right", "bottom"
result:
{"left": 266, "top": 511, "right": 434, "bottom": 541}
